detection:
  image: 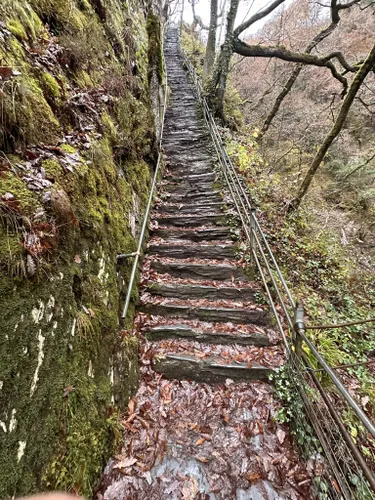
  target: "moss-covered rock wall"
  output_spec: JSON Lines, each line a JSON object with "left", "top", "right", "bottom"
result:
{"left": 0, "top": 0, "right": 164, "bottom": 496}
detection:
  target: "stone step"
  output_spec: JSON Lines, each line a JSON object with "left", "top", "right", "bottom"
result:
{"left": 155, "top": 214, "right": 228, "bottom": 228}
{"left": 166, "top": 172, "right": 215, "bottom": 182}
{"left": 152, "top": 227, "right": 233, "bottom": 242}
{"left": 148, "top": 243, "right": 235, "bottom": 259}
{"left": 156, "top": 202, "right": 224, "bottom": 215}
{"left": 151, "top": 261, "right": 248, "bottom": 281}
{"left": 166, "top": 167, "right": 214, "bottom": 178}
{"left": 147, "top": 283, "right": 257, "bottom": 301}
{"left": 139, "top": 302, "right": 269, "bottom": 324}
{"left": 164, "top": 191, "right": 222, "bottom": 203}
{"left": 153, "top": 354, "right": 273, "bottom": 383}
{"left": 145, "top": 324, "right": 271, "bottom": 346}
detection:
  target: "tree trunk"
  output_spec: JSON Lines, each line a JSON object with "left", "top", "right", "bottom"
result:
{"left": 203, "top": 0, "right": 219, "bottom": 78}
{"left": 289, "top": 43, "right": 375, "bottom": 211}
{"left": 258, "top": 63, "right": 304, "bottom": 139}
{"left": 210, "top": 0, "right": 239, "bottom": 120}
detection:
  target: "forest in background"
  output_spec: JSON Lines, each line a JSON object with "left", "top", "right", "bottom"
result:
{"left": 182, "top": 0, "right": 375, "bottom": 465}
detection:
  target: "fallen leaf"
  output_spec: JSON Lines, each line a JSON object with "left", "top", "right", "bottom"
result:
{"left": 276, "top": 428, "right": 286, "bottom": 444}
{"left": 195, "top": 437, "right": 206, "bottom": 446}
{"left": 114, "top": 457, "right": 138, "bottom": 469}
{"left": 244, "top": 472, "right": 262, "bottom": 483}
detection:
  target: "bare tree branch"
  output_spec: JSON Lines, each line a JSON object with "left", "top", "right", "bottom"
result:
{"left": 234, "top": 0, "right": 287, "bottom": 37}
{"left": 233, "top": 39, "right": 349, "bottom": 89}
{"left": 343, "top": 152, "right": 375, "bottom": 180}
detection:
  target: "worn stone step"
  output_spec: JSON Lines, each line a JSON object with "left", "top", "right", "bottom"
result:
{"left": 151, "top": 261, "right": 248, "bottom": 281}
{"left": 145, "top": 324, "right": 271, "bottom": 346}
{"left": 156, "top": 202, "right": 224, "bottom": 215}
{"left": 167, "top": 164, "right": 213, "bottom": 175}
{"left": 152, "top": 227, "right": 233, "bottom": 242}
{"left": 166, "top": 172, "right": 215, "bottom": 182}
{"left": 147, "top": 283, "right": 257, "bottom": 301}
{"left": 164, "top": 191, "right": 222, "bottom": 203}
{"left": 153, "top": 354, "right": 273, "bottom": 383}
{"left": 148, "top": 243, "right": 235, "bottom": 259}
{"left": 155, "top": 214, "right": 228, "bottom": 228}
{"left": 162, "top": 182, "right": 215, "bottom": 194}
{"left": 139, "top": 303, "right": 269, "bottom": 324}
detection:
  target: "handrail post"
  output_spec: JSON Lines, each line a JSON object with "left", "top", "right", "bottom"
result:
{"left": 294, "top": 302, "right": 304, "bottom": 359}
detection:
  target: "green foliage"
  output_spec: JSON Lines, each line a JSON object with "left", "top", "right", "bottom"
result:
{"left": 181, "top": 25, "right": 205, "bottom": 76}
{"left": 269, "top": 365, "right": 318, "bottom": 456}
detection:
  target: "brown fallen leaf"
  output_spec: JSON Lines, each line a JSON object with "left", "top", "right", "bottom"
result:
{"left": 244, "top": 472, "right": 263, "bottom": 483}
{"left": 114, "top": 457, "right": 138, "bottom": 469}
{"left": 195, "top": 437, "right": 206, "bottom": 446}
{"left": 196, "top": 456, "right": 209, "bottom": 463}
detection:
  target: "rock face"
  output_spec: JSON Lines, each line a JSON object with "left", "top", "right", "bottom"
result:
{"left": 0, "top": 0, "right": 164, "bottom": 496}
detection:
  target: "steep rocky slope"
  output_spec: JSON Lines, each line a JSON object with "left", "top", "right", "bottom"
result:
{"left": 0, "top": 0, "right": 164, "bottom": 496}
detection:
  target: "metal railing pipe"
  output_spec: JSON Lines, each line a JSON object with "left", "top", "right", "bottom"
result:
{"left": 296, "top": 325, "right": 375, "bottom": 440}
{"left": 121, "top": 27, "right": 168, "bottom": 320}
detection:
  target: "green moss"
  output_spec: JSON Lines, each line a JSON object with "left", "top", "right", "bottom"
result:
{"left": 102, "top": 112, "right": 118, "bottom": 144}
{"left": 74, "top": 70, "right": 93, "bottom": 88}
{"left": 41, "top": 72, "right": 61, "bottom": 100}
{"left": 15, "top": 76, "right": 61, "bottom": 146}
{"left": 7, "top": 19, "right": 28, "bottom": 40}
{"left": 0, "top": 171, "right": 40, "bottom": 215}
{"left": 146, "top": 13, "right": 163, "bottom": 83}
{"left": 42, "top": 377, "right": 121, "bottom": 496}
{"left": 9, "top": 37, "right": 25, "bottom": 60}
{"left": 0, "top": 0, "right": 158, "bottom": 496}
{"left": 29, "top": 0, "right": 88, "bottom": 31}
{"left": 60, "top": 144, "right": 77, "bottom": 154}
{"left": 41, "top": 159, "right": 63, "bottom": 180}
{"left": 0, "top": 227, "right": 23, "bottom": 266}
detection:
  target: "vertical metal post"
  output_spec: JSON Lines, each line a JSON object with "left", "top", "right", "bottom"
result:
{"left": 293, "top": 301, "right": 304, "bottom": 358}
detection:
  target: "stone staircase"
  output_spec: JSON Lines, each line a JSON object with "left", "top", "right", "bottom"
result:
{"left": 137, "top": 28, "right": 283, "bottom": 384}
{"left": 97, "top": 28, "right": 312, "bottom": 500}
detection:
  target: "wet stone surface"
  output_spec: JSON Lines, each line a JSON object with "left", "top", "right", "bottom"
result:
{"left": 96, "top": 28, "right": 314, "bottom": 499}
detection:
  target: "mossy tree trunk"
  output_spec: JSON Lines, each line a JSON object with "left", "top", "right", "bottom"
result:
{"left": 203, "top": 0, "right": 219, "bottom": 78}
{"left": 289, "top": 43, "right": 375, "bottom": 211}
{"left": 209, "top": 0, "right": 239, "bottom": 120}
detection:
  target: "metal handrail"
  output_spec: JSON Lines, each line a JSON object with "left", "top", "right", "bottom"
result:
{"left": 120, "top": 23, "right": 169, "bottom": 320}
{"left": 179, "top": 45, "right": 375, "bottom": 494}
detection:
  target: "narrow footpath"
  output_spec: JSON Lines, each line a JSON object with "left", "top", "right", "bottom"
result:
{"left": 97, "top": 28, "right": 313, "bottom": 500}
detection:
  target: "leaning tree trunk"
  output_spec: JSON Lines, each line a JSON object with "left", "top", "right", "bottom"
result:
{"left": 210, "top": 0, "right": 239, "bottom": 120}
{"left": 289, "top": 43, "right": 375, "bottom": 211}
{"left": 203, "top": 0, "right": 219, "bottom": 78}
